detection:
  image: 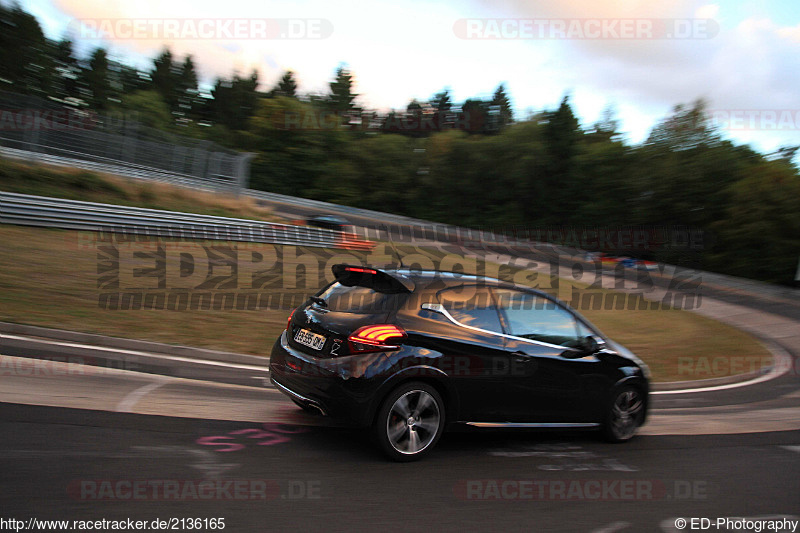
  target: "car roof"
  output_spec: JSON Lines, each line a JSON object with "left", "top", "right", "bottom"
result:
{"left": 332, "top": 264, "right": 557, "bottom": 298}
{"left": 378, "top": 267, "right": 601, "bottom": 330}
{"left": 310, "top": 215, "right": 349, "bottom": 224}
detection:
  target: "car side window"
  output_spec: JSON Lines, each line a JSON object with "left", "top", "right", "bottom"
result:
{"left": 493, "top": 289, "right": 582, "bottom": 348}
{"left": 437, "top": 287, "right": 504, "bottom": 334}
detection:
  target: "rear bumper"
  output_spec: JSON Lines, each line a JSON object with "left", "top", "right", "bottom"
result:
{"left": 269, "top": 331, "right": 385, "bottom": 426}
{"left": 270, "top": 376, "right": 328, "bottom": 416}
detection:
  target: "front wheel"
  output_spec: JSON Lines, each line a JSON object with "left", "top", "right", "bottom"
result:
{"left": 373, "top": 382, "right": 445, "bottom": 462}
{"left": 602, "top": 386, "right": 645, "bottom": 442}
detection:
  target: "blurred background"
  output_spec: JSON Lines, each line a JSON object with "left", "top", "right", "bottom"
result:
{"left": 1, "top": 0, "right": 799, "bottom": 285}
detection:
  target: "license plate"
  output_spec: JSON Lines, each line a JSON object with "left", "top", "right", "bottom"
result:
{"left": 294, "top": 328, "right": 327, "bottom": 351}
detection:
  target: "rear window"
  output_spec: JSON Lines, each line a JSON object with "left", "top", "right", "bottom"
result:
{"left": 317, "top": 282, "right": 407, "bottom": 313}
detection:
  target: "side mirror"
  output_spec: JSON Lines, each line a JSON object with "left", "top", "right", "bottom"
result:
{"left": 562, "top": 336, "right": 600, "bottom": 359}
{"left": 581, "top": 335, "right": 608, "bottom": 355}
{"left": 584, "top": 335, "right": 599, "bottom": 353}
{"left": 563, "top": 336, "right": 613, "bottom": 359}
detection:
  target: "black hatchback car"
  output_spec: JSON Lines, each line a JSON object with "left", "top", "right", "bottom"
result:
{"left": 270, "top": 265, "right": 650, "bottom": 461}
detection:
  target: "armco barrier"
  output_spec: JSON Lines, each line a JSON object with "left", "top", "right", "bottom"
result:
{"left": 0, "top": 191, "right": 344, "bottom": 248}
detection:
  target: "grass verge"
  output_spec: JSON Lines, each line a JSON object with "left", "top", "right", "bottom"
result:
{"left": 0, "top": 157, "right": 278, "bottom": 221}
{"left": 0, "top": 225, "right": 771, "bottom": 382}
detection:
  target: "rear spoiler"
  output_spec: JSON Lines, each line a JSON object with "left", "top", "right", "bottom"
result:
{"left": 331, "top": 264, "right": 414, "bottom": 293}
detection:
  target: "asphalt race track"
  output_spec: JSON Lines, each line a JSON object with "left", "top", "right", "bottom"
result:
{"left": 1, "top": 323, "right": 799, "bottom": 532}
{"left": 0, "top": 401, "right": 799, "bottom": 533}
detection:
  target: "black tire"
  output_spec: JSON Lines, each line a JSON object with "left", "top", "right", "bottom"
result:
{"left": 373, "top": 382, "right": 445, "bottom": 462}
{"left": 602, "top": 385, "right": 645, "bottom": 442}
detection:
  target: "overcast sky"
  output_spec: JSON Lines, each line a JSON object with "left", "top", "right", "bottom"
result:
{"left": 19, "top": 0, "right": 800, "bottom": 155}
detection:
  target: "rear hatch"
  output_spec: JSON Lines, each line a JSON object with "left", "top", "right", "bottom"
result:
{"left": 286, "top": 265, "right": 413, "bottom": 358}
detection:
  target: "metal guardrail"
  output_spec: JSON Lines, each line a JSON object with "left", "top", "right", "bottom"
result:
{"left": 0, "top": 191, "right": 341, "bottom": 248}
{"left": 0, "top": 146, "right": 241, "bottom": 193}
{"left": 0, "top": 90, "right": 551, "bottom": 250}
{"left": 1, "top": 139, "right": 569, "bottom": 254}
{"left": 0, "top": 145, "right": 511, "bottom": 249}
{"left": 0, "top": 145, "right": 426, "bottom": 224}
{"left": 3, "top": 158, "right": 798, "bottom": 300}
{"left": 0, "top": 90, "right": 253, "bottom": 191}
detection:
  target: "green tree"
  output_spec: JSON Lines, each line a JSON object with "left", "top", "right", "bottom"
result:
{"left": 495, "top": 121, "right": 549, "bottom": 227}
{"left": 542, "top": 95, "right": 582, "bottom": 221}
{"left": 210, "top": 70, "right": 259, "bottom": 130}
{"left": 116, "top": 63, "right": 149, "bottom": 95}
{"left": 247, "top": 96, "right": 345, "bottom": 196}
{"left": 176, "top": 55, "right": 199, "bottom": 119}
{"left": 490, "top": 83, "right": 513, "bottom": 129}
{"left": 573, "top": 136, "right": 635, "bottom": 226}
{"left": 590, "top": 104, "right": 620, "bottom": 142}
{"left": 327, "top": 65, "right": 357, "bottom": 114}
{"left": 545, "top": 95, "right": 581, "bottom": 166}
{"left": 380, "top": 110, "right": 402, "bottom": 134}
{"left": 150, "top": 48, "right": 179, "bottom": 113}
{"left": 460, "top": 99, "right": 489, "bottom": 134}
{"left": 402, "top": 99, "right": 426, "bottom": 137}
{"left": 334, "top": 134, "right": 419, "bottom": 211}
{"left": 148, "top": 50, "right": 198, "bottom": 119}
{"left": 51, "top": 38, "right": 80, "bottom": 102}
{"left": 634, "top": 101, "right": 760, "bottom": 243}
{"left": 84, "top": 48, "right": 111, "bottom": 109}
{"left": 4, "top": 0, "right": 795, "bottom": 287}
{"left": 772, "top": 146, "right": 798, "bottom": 169}
{"left": 709, "top": 162, "right": 800, "bottom": 283}
{"left": 0, "top": 4, "right": 52, "bottom": 95}
{"left": 647, "top": 99, "right": 719, "bottom": 151}
{"left": 272, "top": 70, "right": 298, "bottom": 98}
{"left": 431, "top": 89, "right": 452, "bottom": 113}
{"left": 431, "top": 88, "right": 453, "bottom": 131}
{"left": 115, "top": 90, "right": 173, "bottom": 130}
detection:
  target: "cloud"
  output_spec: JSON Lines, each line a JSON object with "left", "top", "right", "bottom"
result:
{"left": 46, "top": 0, "right": 799, "bottom": 152}
{"left": 480, "top": 0, "right": 704, "bottom": 20}
{"left": 776, "top": 22, "right": 800, "bottom": 43}
{"left": 694, "top": 4, "right": 720, "bottom": 20}
{"left": 53, "top": 0, "right": 323, "bottom": 89}
{"left": 481, "top": 0, "right": 800, "bottom": 150}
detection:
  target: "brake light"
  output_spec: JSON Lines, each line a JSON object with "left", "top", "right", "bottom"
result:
{"left": 348, "top": 324, "right": 407, "bottom": 354}
{"left": 286, "top": 308, "right": 296, "bottom": 332}
{"left": 344, "top": 266, "right": 377, "bottom": 274}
